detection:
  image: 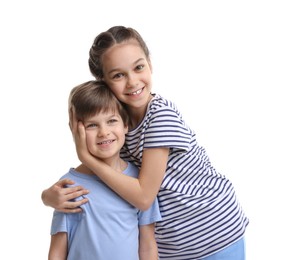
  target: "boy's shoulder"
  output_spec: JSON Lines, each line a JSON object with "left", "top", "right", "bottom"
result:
{"left": 123, "top": 162, "right": 139, "bottom": 178}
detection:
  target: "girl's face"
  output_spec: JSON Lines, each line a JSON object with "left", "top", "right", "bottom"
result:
{"left": 102, "top": 40, "right": 153, "bottom": 111}
{"left": 84, "top": 110, "right": 128, "bottom": 163}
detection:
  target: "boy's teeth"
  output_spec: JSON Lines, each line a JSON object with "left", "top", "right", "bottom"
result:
{"left": 100, "top": 140, "right": 112, "bottom": 144}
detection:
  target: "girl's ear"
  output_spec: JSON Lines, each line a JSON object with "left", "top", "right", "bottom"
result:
{"left": 124, "top": 124, "right": 129, "bottom": 134}
{"left": 148, "top": 59, "right": 153, "bottom": 73}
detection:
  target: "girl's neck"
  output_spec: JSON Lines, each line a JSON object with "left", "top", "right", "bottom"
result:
{"left": 127, "top": 94, "right": 153, "bottom": 130}
{"left": 128, "top": 113, "right": 143, "bottom": 130}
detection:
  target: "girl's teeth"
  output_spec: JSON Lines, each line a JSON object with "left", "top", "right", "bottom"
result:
{"left": 131, "top": 89, "right": 142, "bottom": 95}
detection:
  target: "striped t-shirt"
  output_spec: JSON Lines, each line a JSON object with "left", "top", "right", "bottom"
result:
{"left": 120, "top": 94, "right": 249, "bottom": 259}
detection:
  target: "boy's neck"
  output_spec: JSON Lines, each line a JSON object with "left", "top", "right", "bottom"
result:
{"left": 75, "top": 159, "right": 127, "bottom": 175}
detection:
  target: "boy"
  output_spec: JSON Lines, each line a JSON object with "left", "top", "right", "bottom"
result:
{"left": 48, "top": 80, "right": 161, "bottom": 260}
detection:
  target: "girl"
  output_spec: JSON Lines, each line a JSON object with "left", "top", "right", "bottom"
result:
{"left": 42, "top": 26, "right": 249, "bottom": 259}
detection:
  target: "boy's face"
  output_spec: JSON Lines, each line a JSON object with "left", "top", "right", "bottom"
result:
{"left": 83, "top": 110, "right": 128, "bottom": 163}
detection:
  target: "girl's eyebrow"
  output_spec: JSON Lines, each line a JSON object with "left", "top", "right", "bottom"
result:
{"left": 107, "top": 58, "right": 146, "bottom": 75}
{"left": 134, "top": 58, "right": 145, "bottom": 64}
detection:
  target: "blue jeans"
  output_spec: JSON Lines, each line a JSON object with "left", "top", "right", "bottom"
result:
{"left": 202, "top": 237, "right": 245, "bottom": 260}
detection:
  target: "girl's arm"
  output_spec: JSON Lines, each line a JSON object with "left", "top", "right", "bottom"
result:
{"left": 42, "top": 106, "right": 168, "bottom": 212}
{"left": 139, "top": 224, "right": 159, "bottom": 260}
{"left": 48, "top": 232, "right": 67, "bottom": 260}
{"left": 41, "top": 179, "right": 89, "bottom": 213}
{"left": 74, "top": 120, "right": 168, "bottom": 211}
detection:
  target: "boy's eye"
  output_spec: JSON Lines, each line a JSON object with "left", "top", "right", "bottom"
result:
{"left": 86, "top": 123, "right": 97, "bottom": 129}
{"left": 108, "top": 119, "right": 118, "bottom": 124}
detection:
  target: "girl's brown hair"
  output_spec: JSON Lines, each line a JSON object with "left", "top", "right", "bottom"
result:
{"left": 89, "top": 26, "right": 150, "bottom": 80}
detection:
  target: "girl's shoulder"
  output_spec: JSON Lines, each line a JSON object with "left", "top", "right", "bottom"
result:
{"left": 149, "top": 93, "right": 182, "bottom": 116}
{"left": 150, "top": 93, "right": 179, "bottom": 110}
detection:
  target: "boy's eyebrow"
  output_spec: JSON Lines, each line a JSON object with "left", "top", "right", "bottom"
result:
{"left": 85, "top": 113, "right": 120, "bottom": 122}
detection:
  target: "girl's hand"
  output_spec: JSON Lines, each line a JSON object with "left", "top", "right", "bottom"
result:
{"left": 69, "top": 105, "right": 96, "bottom": 168}
{"left": 41, "top": 178, "right": 89, "bottom": 213}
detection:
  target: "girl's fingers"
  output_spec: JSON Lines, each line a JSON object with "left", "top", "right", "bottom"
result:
{"left": 57, "top": 178, "right": 75, "bottom": 187}
{"left": 64, "top": 188, "right": 89, "bottom": 199}
{"left": 65, "top": 198, "right": 89, "bottom": 209}
{"left": 71, "top": 105, "right": 78, "bottom": 134}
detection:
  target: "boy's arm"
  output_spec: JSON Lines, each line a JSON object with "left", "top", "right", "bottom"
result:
{"left": 139, "top": 224, "right": 159, "bottom": 260}
{"left": 48, "top": 232, "right": 68, "bottom": 260}
{"left": 41, "top": 179, "right": 89, "bottom": 213}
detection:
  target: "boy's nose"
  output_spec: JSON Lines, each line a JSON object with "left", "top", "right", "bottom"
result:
{"left": 98, "top": 126, "right": 110, "bottom": 137}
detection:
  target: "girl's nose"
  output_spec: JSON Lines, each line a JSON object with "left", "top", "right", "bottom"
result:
{"left": 127, "top": 73, "right": 138, "bottom": 88}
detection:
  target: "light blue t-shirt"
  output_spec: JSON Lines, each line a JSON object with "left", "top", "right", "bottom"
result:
{"left": 50, "top": 163, "right": 162, "bottom": 260}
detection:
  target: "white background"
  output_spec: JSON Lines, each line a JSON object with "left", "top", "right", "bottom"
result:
{"left": 1, "top": 0, "right": 285, "bottom": 259}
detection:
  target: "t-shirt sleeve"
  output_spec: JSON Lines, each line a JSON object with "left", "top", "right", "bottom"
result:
{"left": 50, "top": 210, "right": 81, "bottom": 236}
{"left": 50, "top": 210, "right": 68, "bottom": 235}
{"left": 143, "top": 106, "right": 195, "bottom": 151}
{"left": 138, "top": 197, "right": 162, "bottom": 226}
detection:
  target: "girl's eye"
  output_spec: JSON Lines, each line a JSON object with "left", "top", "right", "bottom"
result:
{"left": 113, "top": 73, "right": 124, "bottom": 79}
{"left": 136, "top": 64, "right": 144, "bottom": 71}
